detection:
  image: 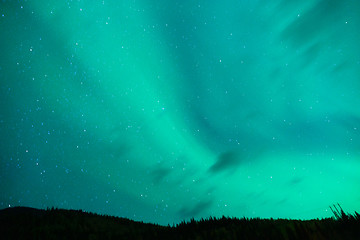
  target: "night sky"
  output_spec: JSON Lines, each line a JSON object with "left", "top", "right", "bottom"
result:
{"left": 1, "top": 0, "right": 360, "bottom": 225}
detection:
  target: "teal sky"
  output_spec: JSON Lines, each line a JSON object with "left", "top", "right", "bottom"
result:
{"left": 1, "top": 0, "right": 360, "bottom": 225}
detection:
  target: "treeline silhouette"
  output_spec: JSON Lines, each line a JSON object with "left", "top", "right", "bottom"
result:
{"left": 0, "top": 206, "right": 359, "bottom": 239}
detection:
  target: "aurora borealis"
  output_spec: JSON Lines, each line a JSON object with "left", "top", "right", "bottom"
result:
{"left": 1, "top": 0, "right": 360, "bottom": 225}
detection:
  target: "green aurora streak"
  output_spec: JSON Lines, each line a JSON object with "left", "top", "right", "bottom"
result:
{"left": 1, "top": 0, "right": 360, "bottom": 225}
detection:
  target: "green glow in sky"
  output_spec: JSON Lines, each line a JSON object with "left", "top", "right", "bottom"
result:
{"left": 1, "top": 0, "right": 360, "bottom": 225}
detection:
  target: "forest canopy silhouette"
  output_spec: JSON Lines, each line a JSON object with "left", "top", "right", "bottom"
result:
{"left": 0, "top": 205, "right": 359, "bottom": 240}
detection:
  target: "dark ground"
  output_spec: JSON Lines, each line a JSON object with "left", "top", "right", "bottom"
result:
{"left": 0, "top": 206, "right": 359, "bottom": 239}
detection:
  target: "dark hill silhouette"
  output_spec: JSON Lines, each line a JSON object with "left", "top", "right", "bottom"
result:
{"left": 0, "top": 206, "right": 359, "bottom": 239}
